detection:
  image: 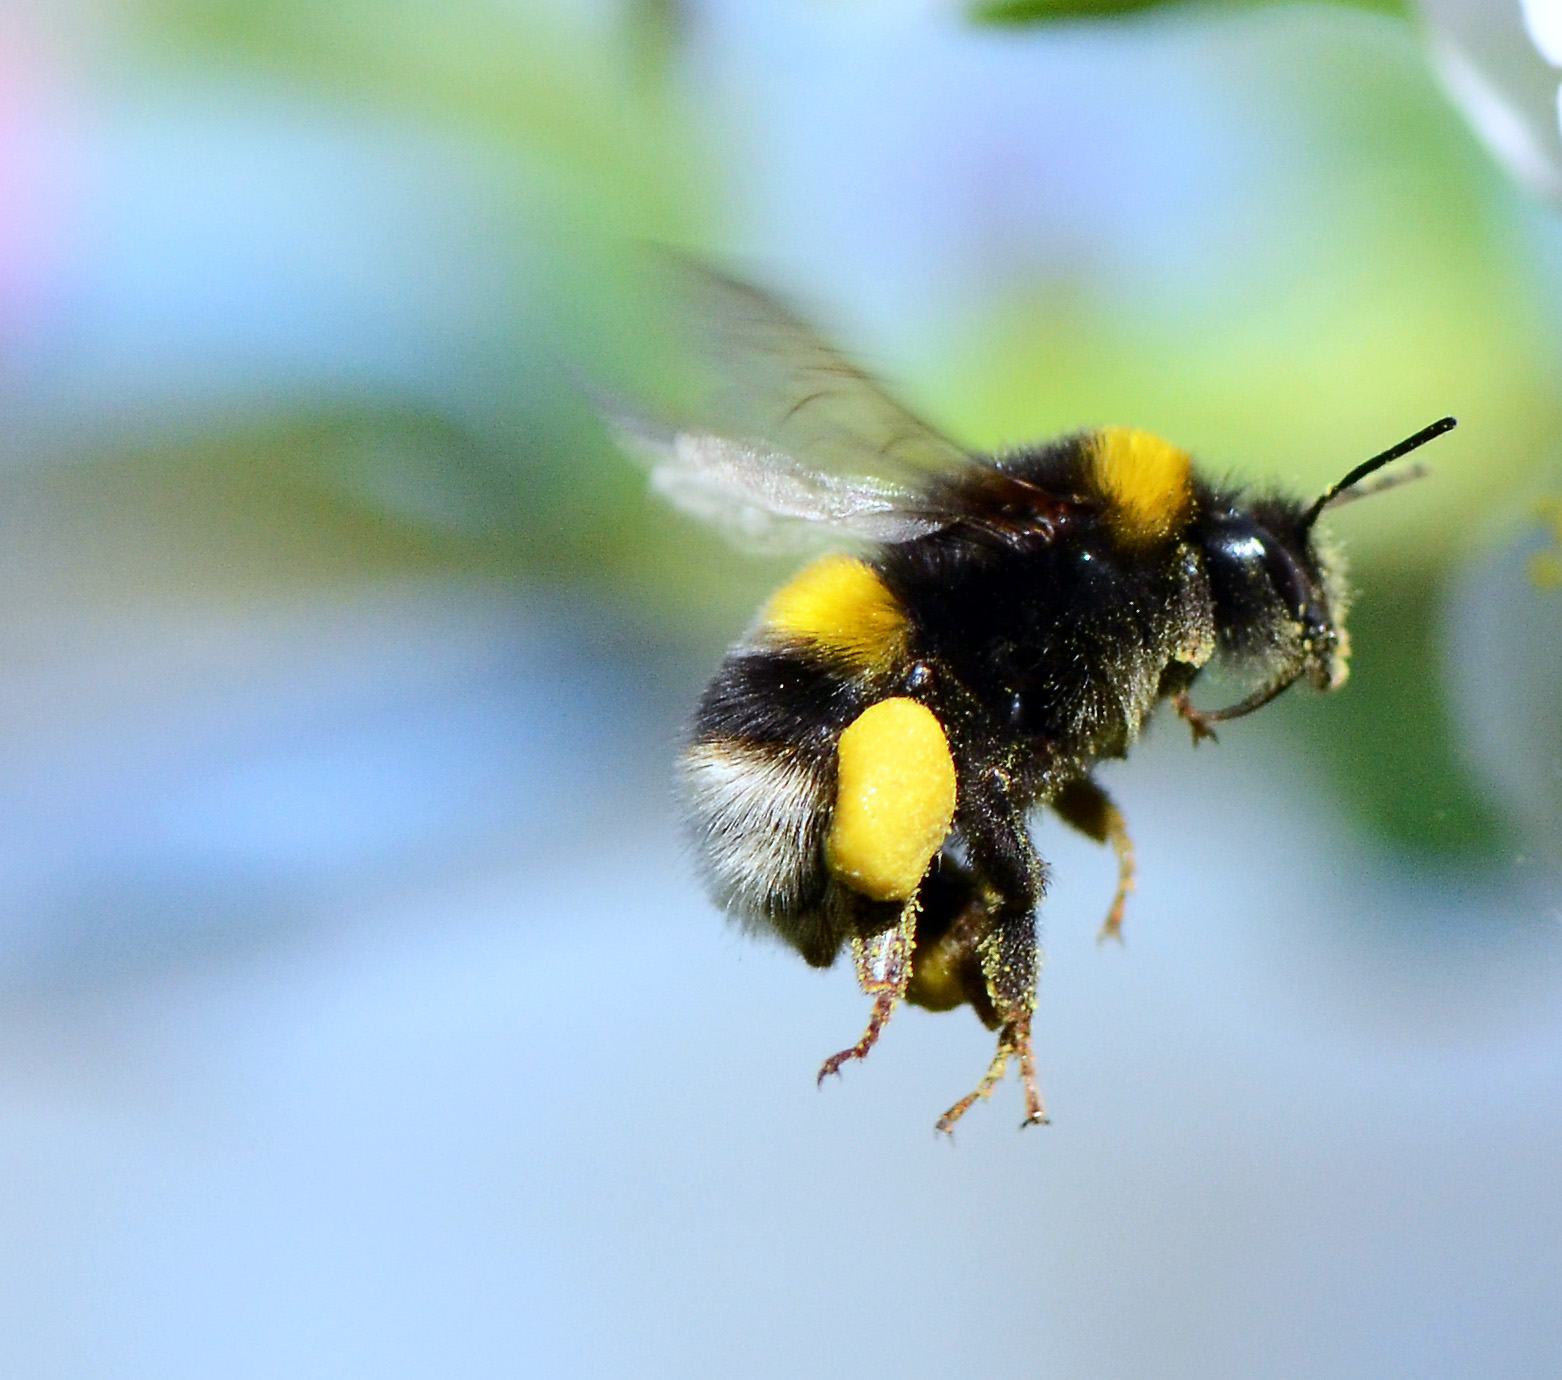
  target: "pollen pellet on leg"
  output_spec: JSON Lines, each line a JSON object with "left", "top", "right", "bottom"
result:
{"left": 825, "top": 697, "right": 957, "bottom": 902}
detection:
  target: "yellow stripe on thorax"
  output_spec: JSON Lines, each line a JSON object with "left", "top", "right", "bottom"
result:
{"left": 762, "top": 554, "right": 909, "bottom": 678}
{"left": 1088, "top": 427, "right": 1193, "bottom": 549}
{"left": 826, "top": 697, "right": 956, "bottom": 902}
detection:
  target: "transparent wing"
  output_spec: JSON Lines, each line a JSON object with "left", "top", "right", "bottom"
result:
{"left": 667, "top": 261, "right": 975, "bottom": 488}
{"left": 606, "top": 261, "right": 983, "bottom": 553}
{"left": 609, "top": 411, "right": 944, "bottom": 554}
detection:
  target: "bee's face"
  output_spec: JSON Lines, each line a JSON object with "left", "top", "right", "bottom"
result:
{"left": 1197, "top": 501, "right": 1350, "bottom": 695}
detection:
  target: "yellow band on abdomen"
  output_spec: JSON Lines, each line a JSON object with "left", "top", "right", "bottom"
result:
{"left": 762, "top": 554, "right": 909, "bottom": 678}
{"left": 826, "top": 697, "right": 957, "bottom": 902}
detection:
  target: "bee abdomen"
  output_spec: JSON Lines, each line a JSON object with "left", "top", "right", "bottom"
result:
{"left": 757, "top": 553, "right": 910, "bottom": 679}
{"left": 681, "top": 649, "right": 870, "bottom": 925}
{"left": 680, "top": 735, "right": 833, "bottom": 921}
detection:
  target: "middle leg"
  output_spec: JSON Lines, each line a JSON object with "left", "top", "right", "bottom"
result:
{"left": 939, "top": 767, "right": 1049, "bottom": 1131}
{"left": 1053, "top": 776, "right": 1137, "bottom": 945}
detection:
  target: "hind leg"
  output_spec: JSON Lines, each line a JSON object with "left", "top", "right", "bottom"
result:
{"left": 816, "top": 898, "right": 917, "bottom": 1084}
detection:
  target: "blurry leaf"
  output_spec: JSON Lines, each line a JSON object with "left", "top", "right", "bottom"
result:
{"left": 972, "top": 0, "right": 1406, "bottom": 24}
{"left": 625, "top": 0, "right": 693, "bottom": 87}
{"left": 1419, "top": 0, "right": 1562, "bottom": 207}
{"left": 140, "top": 0, "right": 711, "bottom": 246}
{"left": 1274, "top": 567, "right": 1511, "bottom": 858}
{"left": 1529, "top": 497, "right": 1562, "bottom": 588}
{"left": 1447, "top": 506, "right": 1562, "bottom": 859}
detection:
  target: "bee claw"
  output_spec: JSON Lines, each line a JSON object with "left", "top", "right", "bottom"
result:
{"left": 815, "top": 975, "right": 904, "bottom": 1089}
{"left": 934, "top": 1014, "right": 1049, "bottom": 1134}
{"left": 815, "top": 1053, "right": 854, "bottom": 1085}
{"left": 816, "top": 919, "right": 915, "bottom": 1090}
{"left": 1173, "top": 690, "right": 1220, "bottom": 746}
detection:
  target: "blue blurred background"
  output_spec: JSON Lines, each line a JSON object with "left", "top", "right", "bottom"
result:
{"left": 1, "top": 0, "right": 1560, "bottom": 1375}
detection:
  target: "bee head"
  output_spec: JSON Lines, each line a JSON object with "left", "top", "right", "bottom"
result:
{"left": 1198, "top": 500, "right": 1351, "bottom": 699}
{"left": 1190, "top": 417, "right": 1455, "bottom": 724}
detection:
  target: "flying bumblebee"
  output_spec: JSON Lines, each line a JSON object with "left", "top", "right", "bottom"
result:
{"left": 614, "top": 264, "right": 1454, "bottom": 1133}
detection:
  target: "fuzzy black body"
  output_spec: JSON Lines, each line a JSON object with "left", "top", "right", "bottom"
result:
{"left": 676, "top": 422, "right": 1353, "bottom": 1128}
{"left": 622, "top": 264, "right": 1439, "bottom": 1131}
{"left": 879, "top": 450, "right": 1215, "bottom": 788}
{"left": 685, "top": 438, "right": 1232, "bottom": 943}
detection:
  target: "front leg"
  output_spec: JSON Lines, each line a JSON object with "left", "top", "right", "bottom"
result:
{"left": 1172, "top": 688, "right": 1219, "bottom": 745}
{"left": 937, "top": 766, "right": 1049, "bottom": 1133}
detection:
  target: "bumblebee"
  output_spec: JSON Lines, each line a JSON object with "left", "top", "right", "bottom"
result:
{"left": 615, "top": 266, "right": 1454, "bottom": 1132}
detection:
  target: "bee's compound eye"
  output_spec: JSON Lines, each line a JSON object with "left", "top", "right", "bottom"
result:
{"left": 1206, "top": 519, "right": 1313, "bottom": 618}
{"left": 1210, "top": 529, "right": 1266, "bottom": 572}
{"left": 1203, "top": 521, "right": 1273, "bottom": 608}
{"left": 1202, "top": 516, "right": 1310, "bottom": 654}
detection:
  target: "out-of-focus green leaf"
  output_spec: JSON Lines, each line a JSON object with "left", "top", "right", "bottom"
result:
{"left": 1271, "top": 570, "right": 1512, "bottom": 860}
{"left": 972, "top": 0, "right": 1406, "bottom": 24}
{"left": 18, "top": 397, "right": 780, "bottom": 647}
{"left": 139, "top": 0, "right": 711, "bottom": 254}
{"left": 625, "top": 0, "right": 693, "bottom": 88}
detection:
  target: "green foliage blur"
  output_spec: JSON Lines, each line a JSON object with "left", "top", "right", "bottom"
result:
{"left": 104, "top": 0, "right": 1562, "bottom": 862}
{"left": 972, "top": 0, "right": 1405, "bottom": 24}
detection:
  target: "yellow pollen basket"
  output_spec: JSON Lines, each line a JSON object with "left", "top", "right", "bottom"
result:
{"left": 826, "top": 697, "right": 957, "bottom": 903}
{"left": 762, "top": 554, "right": 909, "bottom": 677}
{"left": 1089, "top": 427, "right": 1193, "bottom": 549}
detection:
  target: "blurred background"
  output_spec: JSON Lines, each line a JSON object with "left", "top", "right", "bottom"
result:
{"left": 1, "top": 0, "right": 1560, "bottom": 1374}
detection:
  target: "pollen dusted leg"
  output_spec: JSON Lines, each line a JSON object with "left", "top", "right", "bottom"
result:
{"left": 939, "top": 778, "right": 1049, "bottom": 1131}
{"left": 935, "top": 1004, "right": 1045, "bottom": 1132}
{"left": 968, "top": 942, "right": 1047, "bottom": 1131}
{"left": 816, "top": 900, "right": 917, "bottom": 1085}
{"left": 1053, "top": 777, "right": 1137, "bottom": 944}
{"left": 935, "top": 1034, "right": 1012, "bottom": 1133}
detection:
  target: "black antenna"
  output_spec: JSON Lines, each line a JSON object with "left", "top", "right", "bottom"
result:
{"left": 1301, "top": 415, "right": 1457, "bottom": 530}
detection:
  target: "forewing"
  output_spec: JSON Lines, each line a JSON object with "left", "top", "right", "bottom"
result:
{"left": 609, "top": 410, "right": 943, "bottom": 554}
{"left": 607, "top": 261, "right": 1055, "bottom": 554}
{"left": 668, "top": 261, "right": 975, "bottom": 489}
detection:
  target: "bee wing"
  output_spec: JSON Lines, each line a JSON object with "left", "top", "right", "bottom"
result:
{"left": 610, "top": 412, "right": 946, "bottom": 554}
{"left": 672, "top": 263, "right": 974, "bottom": 485}
{"left": 608, "top": 261, "right": 983, "bottom": 553}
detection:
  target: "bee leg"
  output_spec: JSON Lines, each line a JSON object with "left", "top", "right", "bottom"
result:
{"left": 1172, "top": 689, "right": 1219, "bottom": 745}
{"left": 816, "top": 899, "right": 916, "bottom": 1085}
{"left": 934, "top": 1033, "right": 1013, "bottom": 1134}
{"left": 939, "top": 785, "right": 1049, "bottom": 1132}
{"left": 936, "top": 996, "right": 1045, "bottom": 1133}
{"left": 905, "top": 860, "right": 1001, "bottom": 1025}
{"left": 1053, "top": 777, "right": 1136, "bottom": 945}
{"left": 998, "top": 1014, "right": 1046, "bottom": 1131}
